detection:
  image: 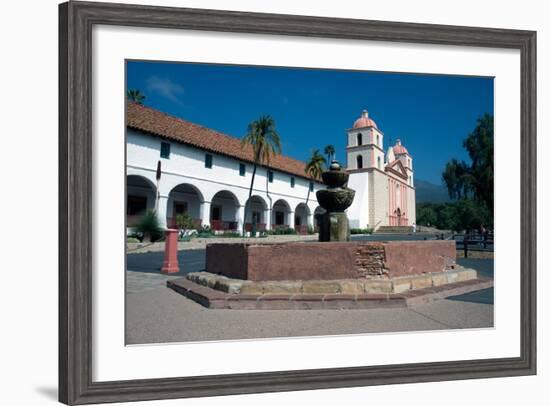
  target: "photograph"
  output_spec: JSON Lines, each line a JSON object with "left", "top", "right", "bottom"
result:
{"left": 125, "top": 61, "right": 495, "bottom": 345}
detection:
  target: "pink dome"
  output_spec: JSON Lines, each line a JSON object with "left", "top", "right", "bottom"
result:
{"left": 353, "top": 110, "right": 378, "bottom": 129}
{"left": 393, "top": 139, "right": 409, "bottom": 155}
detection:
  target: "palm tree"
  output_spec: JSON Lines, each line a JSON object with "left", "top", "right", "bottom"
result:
{"left": 323, "top": 144, "right": 335, "bottom": 165}
{"left": 127, "top": 89, "right": 146, "bottom": 105}
{"left": 305, "top": 149, "right": 326, "bottom": 180}
{"left": 241, "top": 115, "right": 282, "bottom": 235}
{"left": 304, "top": 149, "right": 326, "bottom": 203}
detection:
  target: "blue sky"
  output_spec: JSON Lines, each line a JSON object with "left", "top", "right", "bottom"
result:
{"left": 127, "top": 60, "right": 493, "bottom": 185}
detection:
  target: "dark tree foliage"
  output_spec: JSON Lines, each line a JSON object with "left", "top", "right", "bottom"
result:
{"left": 441, "top": 114, "right": 494, "bottom": 215}
{"left": 463, "top": 114, "right": 494, "bottom": 212}
{"left": 416, "top": 201, "right": 492, "bottom": 232}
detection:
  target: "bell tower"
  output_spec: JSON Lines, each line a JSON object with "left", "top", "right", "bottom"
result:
{"left": 346, "top": 110, "right": 385, "bottom": 171}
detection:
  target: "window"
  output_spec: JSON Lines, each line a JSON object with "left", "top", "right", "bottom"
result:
{"left": 357, "top": 133, "right": 363, "bottom": 146}
{"left": 160, "top": 142, "right": 171, "bottom": 158}
{"left": 376, "top": 134, "right": 380, "bottom": 146}
{"left": 290, "top": 177, "right": 295, "bottom": 188}
{"left": 205, "top": 153, "right": 213, "bottom": 168}
{"left": 356, "top": 155, "right": 363, "bottom": 169}
{"left": 268, "top": 170, "right": 274, "bottom": 183}
{"left": 239, "top": 163, "right": 246, "bottom": 176}
{"left": 309, "top": 182, "right": 314, "bottom": 192}
{"left": 408, "top": 158, "right": 411, "bottom": 167}
{"left": 377, "top": 156, "right": 381, "bottom": 169}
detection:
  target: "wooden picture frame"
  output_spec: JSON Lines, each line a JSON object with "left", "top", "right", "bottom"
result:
{"left": 59, "top": 1, "right": 536, "bottom": 404}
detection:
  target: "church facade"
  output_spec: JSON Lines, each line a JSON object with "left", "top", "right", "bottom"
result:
{"left": 125, "top": 103, "right": 415, "bottom": 234}
{"left": 345, "top": 110, "right": 416, "bottom": 229}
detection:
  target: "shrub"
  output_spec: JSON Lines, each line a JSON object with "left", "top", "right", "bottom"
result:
{"left": 175, "top": 212, "right": 195, "bottom": 230}
{"left": 135, "top": 210, "right": 163, "bottom": 242}
{"left": 350, "top": 228, "right": 373, "bottom": 235}
{"left": 126, "top": 237, "right": 140, "bottom": 243}
{"left": 267, "top": 227, "right": 297, "bottom": 235}
{"left": 196, "top": 225, "right": 214, "bottom": 238}
{"left": 307, "top": 225, "right": 315, "bottom": 235}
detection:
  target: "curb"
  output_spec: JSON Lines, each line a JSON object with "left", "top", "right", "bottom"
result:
{"left": 167, "top": 277, "right": 493, "bottom": 310}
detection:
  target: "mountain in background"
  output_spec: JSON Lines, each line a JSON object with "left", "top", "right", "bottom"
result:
{"left": 414, "top": 179, "right": 451, "bottom": 203}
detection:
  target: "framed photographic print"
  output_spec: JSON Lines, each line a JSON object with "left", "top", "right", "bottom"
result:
{"left": 59, "top": 1, "right": 536, "bottom": 404}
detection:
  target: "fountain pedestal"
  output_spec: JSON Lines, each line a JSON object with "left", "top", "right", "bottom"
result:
{"left": 316, "top": 160, "right": 355, "bottom": 242}
{"left": 319, "top": 212, "right": 350, "bottom": 242}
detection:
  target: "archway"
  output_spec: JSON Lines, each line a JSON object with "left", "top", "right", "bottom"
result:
{"left": 272, "top": 199, "right": 291, "bottom": 230}
{"left": 126, "top": 175, "right": 156, "bottom": 227}
{"left": 245, "top": 195, "right": 267, "bottom": 232}
{"left": 210, "top": 190, "right": 240, "bottom": 232}
{"left": 167, "top": 183, "right": 204, "bottom": 229}
{"left": 294, "top": 203, "right": 311, "bottom": 234}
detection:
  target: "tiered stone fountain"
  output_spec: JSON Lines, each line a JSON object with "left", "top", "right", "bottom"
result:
{"left": 316, "top": 160, "right": 355, "bottom": 242}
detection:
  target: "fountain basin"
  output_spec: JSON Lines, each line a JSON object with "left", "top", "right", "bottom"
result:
{"left": 316, "top": 188, "right": 355, "bottom": 212}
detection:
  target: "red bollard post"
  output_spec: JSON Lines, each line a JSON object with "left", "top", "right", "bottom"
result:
{"left": 161, "top": 229, "right": 180, "bottom": 274}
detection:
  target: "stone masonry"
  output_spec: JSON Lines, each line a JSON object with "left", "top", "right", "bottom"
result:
{"left": 206, "top": 240, "right": 456, "bottom": 281}
{"left": 354, "top": 242, "right": 386, "bottom": 278}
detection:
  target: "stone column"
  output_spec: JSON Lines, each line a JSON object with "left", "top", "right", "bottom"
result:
{"left": 264, "top": 208, "right": 272, "bottom": 231}
{"left": 200, "top": 200, "right": 211, "bottom": 228}
{"left": 236, "top": 205, "right": 245, "bottom": 233}
{"left": 288, "top": 210, "right": 295, "bottom": 229}
{"left": 307, "top": 212, "right": 314, "bottom": 228}
{"left": 157, "top": 194, "right": 169, "bottom": 229}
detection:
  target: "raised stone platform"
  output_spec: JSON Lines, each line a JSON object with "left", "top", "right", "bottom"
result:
{"left": 206, "top": 240, "right": 456, "bottom": 281}
{"left": 167, "top": 277, "right": 493, "bottom": 310}
{"left": 186, "top": 266, "right": 477, "bottom": 295}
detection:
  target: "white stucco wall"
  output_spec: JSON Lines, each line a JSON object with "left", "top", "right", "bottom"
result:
{"left": 370, "top": 170, "right": 390, "bottom": 229}
{"left": 126, "top": 129, "right": 323, "bottom": 229}
{"left": 346, "top": 171, "right": 369, "bottom": 229}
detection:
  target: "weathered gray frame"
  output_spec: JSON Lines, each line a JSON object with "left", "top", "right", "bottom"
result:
{"left": 59, "top": 1, "right": 537, "bottom": 404}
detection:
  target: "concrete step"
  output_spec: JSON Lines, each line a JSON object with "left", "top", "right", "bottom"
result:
{"left": 375, "top": 226, "right": 414, "bottom": 234}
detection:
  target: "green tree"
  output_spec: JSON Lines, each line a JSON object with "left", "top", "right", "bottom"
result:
{"left": 241, "top": 115, "right": 282, "bottom": 235}
{"left": 455, "top": 199, "right": 491, "bottom": 232}
{"left": 442, "top": 159, "right": 472, "bottom": 200}
{"left": 464, "top": 113, "right": 494, "bottom": 212}
{"left": 127, "top": 89, "right": 146, "bottom": 104}
{"left": 416, "top": 203, "right": 438, "bottom": 227}
{"left": 304, "top": 149, "right": 326, "bottom": 203}
{"left": 442, "top": 114, "right": 493, "bottom": 215}
{"left": 305, "top": 149, "right": 326, "bottom": 180}
{"left": 323, "top": 144, "right": 335, "bottom": 165}
{"left": 438, "top": 204, "right": 460, "bottom": 231}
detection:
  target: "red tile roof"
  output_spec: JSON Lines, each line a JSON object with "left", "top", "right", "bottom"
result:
{"left": 127, "top": 102, "right": 316, "bottom": 180}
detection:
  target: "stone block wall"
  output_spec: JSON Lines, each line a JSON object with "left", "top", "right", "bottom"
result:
{"left": 206, "top": 240, "right": 456, "bottom": 281}
{"left": 353, "top": 243, "right": 386, "bottom": 278}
